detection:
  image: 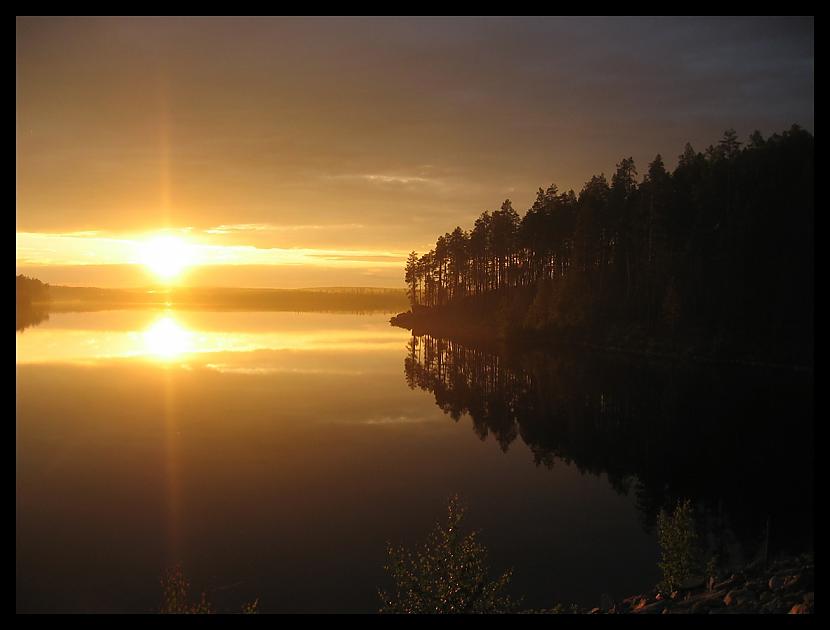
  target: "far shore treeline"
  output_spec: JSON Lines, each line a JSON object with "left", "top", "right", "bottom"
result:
{"left": 397, "top": 126, "right": 813, "bottom": 366}
{"left": 16, "top": 274, "right": 50, "bottom": 307}
{"left": 15, "top": 283, "right": 408, "bottom": 314}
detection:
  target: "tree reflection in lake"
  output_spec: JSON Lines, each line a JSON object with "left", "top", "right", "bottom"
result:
{"left": 404, "top": 333, "right": 813, "bottom": 567}
{"left": 16, "top": 304, "right": 50, "bottom": 332}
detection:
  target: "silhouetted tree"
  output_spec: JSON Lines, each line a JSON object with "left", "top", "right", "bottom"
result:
{"left": 397, "top": 126, "right": 813, "bottom": 365}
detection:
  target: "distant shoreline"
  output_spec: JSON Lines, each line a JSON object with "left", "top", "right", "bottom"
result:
{"left": 26, "top": 285, "right": 409, "bottom": 314}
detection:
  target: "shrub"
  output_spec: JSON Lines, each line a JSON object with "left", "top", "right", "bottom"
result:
{"left": 378, "top": 495, "right": 518, "bottom": 613}
{"left": 159, "top": 564, "right": 258, "bottom": 614}
{"left": 656, "top": 499, "right": 702, "bottom": 592}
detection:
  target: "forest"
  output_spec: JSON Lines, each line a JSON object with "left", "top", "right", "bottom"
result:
{"left": 399, "top": 126, "right": 814, "bottom": 365}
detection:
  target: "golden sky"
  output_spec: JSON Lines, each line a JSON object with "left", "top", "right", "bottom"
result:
{"left": 16, "top": 17, "right": 813, "bottom": 287}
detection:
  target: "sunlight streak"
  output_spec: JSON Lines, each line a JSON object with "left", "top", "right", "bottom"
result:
{"left": 143, "top": 315, "right": 194, "bottom": 359}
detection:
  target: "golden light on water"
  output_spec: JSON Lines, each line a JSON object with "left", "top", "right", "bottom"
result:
{"left": 138, "top": 236, "right": 195, "bottom": 281}
{"left": 15, "top": 311, "right": 407, "bottom": 364}
{"left": 142, "top": 315, "right": 193, "bottom": 359}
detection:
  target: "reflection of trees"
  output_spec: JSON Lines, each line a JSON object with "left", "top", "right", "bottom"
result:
{"left": 404, "top": 333, "right": 813, "bottom": 560}
{"left": 16, "top": 304, "right": 49, "bottom": 332}
{"left": 16, "top": 275, "right": 50, "bottom": 332}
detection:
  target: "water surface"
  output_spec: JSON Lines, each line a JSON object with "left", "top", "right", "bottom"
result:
{"left": 16, "top": 309, "right": 811, "bottom": 612}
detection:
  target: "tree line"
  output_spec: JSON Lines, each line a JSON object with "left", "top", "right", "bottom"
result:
{"left": 16, "top": 274, "right": 50, "bottom": 307}
{"left": 403, "top": 126, "right": 813, "bottom": 362}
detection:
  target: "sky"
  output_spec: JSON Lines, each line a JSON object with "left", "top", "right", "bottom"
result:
{"left": 16, "top": 16, "right": 814, "bottom": 288}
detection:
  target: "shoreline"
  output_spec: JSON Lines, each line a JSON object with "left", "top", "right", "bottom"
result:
{"left": 390, "top": 308, "right": 814, "bottom": 373}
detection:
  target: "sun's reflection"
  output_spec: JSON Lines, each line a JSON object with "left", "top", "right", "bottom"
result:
{"left": 16, "top": 311, "right": 409, "bottom": 364}
{"left": 143, "top": 315, "right": 193, "bottom": 360}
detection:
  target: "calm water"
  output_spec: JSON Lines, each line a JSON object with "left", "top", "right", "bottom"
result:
{"left": 16, "top": 309, "right": 813, "bottom": 613}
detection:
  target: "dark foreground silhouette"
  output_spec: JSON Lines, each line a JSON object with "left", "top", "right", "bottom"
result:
{"left": 394, "top": 126, "right": 813, "bottom": 367}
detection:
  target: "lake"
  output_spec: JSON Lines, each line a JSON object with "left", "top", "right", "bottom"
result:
{"left": 16, "top": 309, "right": 813, "bottom": 612}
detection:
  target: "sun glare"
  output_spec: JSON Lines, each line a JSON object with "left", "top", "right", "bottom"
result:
{"left": 142, "top": 315, "right": 193, "bottom": 359}
{"left": 139, "top": 235, "right": 194, "bottom": 280}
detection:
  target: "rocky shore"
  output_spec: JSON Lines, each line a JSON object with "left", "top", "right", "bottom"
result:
{"left": 568, "top": 554, "right": 814, "bottom": 614}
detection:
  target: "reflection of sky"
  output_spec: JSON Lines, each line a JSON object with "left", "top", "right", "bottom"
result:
{"left": 16, "top": 309, "right": 662, "bottom": 613}
{"left": 15, "top": 310, "right": 407, "bottom": 364}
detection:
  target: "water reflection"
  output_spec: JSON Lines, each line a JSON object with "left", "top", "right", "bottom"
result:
{"left": 404, "top": 333, "right": 814, "bottom": 564}
{"left": 15, "top": 309, "right": 406, "bottom": 364}
{"left": 16, "top": 311, "right": 813, "bottom": 613}
{"left": 16, "top": 303, "right": 49, "bottom": 332}
{"left": 17, "top": 310, "right": 664, "bottom": 612}
{"left": 143, "top": 315, "right": 194, "bottom": 360}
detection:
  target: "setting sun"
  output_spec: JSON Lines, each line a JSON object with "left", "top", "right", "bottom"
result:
{"left": 139, "top": 236, "right": 194, "bottom": 280}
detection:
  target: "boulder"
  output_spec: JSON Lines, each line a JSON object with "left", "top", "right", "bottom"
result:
{"left": 690, "top": 600, "right": 712, "bottom": 614}
{"left": 723, "top": 589, "right": 756, "bottom": 607}
{"left": 768, "top": 575, "right": 786, "bottom": 591}
{"left": 713, "top": 577, "right": 738, "bottom": 592}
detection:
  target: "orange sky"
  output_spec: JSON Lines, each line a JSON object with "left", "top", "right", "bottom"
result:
{"left": 16, "top": 17, "right": 813, "bottom": 287}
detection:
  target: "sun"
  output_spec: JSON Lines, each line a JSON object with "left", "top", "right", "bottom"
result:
{"left": 139, "top": 235, "right": 194, "bottom": 280}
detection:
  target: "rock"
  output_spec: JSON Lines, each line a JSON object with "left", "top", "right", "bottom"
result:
{"left": 723, "top": 589, "right": 756, "bottom": 607}
{"left": 713, "top": 577, "right": 737, "bottom": 592}
{"left": 768, "top": 575, "right": 786, "bottom": 591}
{"left": 690, "top": 600, "right": 711, "bottom": 614}
{"left": 782, "top": 574, "right": 801, "bottom": 590}
{"left": 745, "top": 580, "right": 765, "bottom": 592}
{"left": 633, "top": 600, "right": 667, "bottom": 614}
{"left": 759, "top": 591, "right": 771, "bottom": 603}
{"left": 803, "top": 592, "right": 814, "bottom": 606}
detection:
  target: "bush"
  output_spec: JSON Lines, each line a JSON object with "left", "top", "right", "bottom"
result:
{"left": 656, "top": 499, "right": 702, "bottom": 592}
{"left": 159, "top": 564, "right": 258, "bottom": 614}
{"left": 378, "top": 495, "right": 518, "bottom": 613}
